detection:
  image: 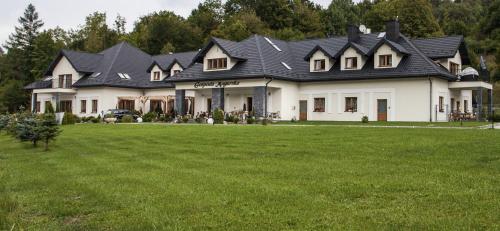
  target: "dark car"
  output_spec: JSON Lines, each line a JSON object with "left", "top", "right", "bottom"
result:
{"left": 107, "top": 109, "right": 139, "bottom": 121}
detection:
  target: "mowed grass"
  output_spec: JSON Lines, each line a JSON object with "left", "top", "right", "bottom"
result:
{"left": 0, "top": 124, "right": 499, "bottom": 230}
{"left": 275, "top": 120, "right": 490, "bottom": 127}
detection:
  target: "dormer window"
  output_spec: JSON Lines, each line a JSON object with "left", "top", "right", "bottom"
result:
{"left": 207, "top": 58, "right": 227, "bottom": 70}
{"left": 173, "top": 70, "right": 181, "bottom": 75}
{"left": 345, "top": 57, "right": 358, "bottom": 69}
{"left": 450, "top": 62, "right": 460, "bottom": 75}
{"left": 314, "top": 59, "right": 326, "bottom": 71}
{"left": 379, "top": 55, "right": 392, "bottom": 67}
{"left": 153, "top": 71, "right": 161, "bottom": 80}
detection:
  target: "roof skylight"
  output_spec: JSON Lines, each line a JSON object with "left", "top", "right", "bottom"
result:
{"left": 281, "top": 62, "right": 292, "bottom": 70}
{"left": 264, "top": 37, "right": 282, "bottom": 52}
{"left": 91, "top": 72, "right": 101, "bottom": 78}
{"left": 377, "top": 32, "right": 386, "bottom": 38}
{"left": 117, "top": 73, "right": 131, "bottom": 79}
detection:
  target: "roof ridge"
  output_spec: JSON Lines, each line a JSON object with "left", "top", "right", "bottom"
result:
{"left": 254, "top": 35, "right": 266, "bottom": 75}
{"left": 412, "top": 35, "right": 463, "bottom": 41}
{"left": 401, "top": 35, "right": 451, "bottom": 77}
{"left": 101, "top": 42, "right": 126, "bottom": 83}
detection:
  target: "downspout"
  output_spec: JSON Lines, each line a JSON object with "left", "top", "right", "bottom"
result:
{"left": 428, "top": 76, "right": 433, "bottom": 122}
{"left": 264, "top": 77, "right": 273, "bottom": 118}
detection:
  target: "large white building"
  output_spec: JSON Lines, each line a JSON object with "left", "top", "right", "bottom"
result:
{"left": 26, "top": 21, "right": 493, "bottom": 122}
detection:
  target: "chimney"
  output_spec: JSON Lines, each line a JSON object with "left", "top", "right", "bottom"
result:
{"left": 347, "top": 25, "right": 360, "bottom": 42}
{"left": 386, "top": 20, "right": 400, "bottom": 41}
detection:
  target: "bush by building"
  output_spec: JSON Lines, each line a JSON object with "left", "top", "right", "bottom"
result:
{"left": 62, "top": 112, "right": 77, "bottom": 125}
{"left": 213, "top": 109, "right": 224, "bottom": 124}
{"left": 121, "top": 115, "right": 134, "bottom": 123}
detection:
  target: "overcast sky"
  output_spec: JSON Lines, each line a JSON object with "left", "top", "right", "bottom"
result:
{"left": 0, "top": 0, "right": 342, "bottom": 47}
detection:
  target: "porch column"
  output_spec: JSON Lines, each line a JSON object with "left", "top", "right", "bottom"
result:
{"left": 477, "top": 87, "right": 484, "bottom": 121}
{"left": 175, "top": 90, "right": 186, "bottom": 116}
{"left": 211, "top": 88, "right": 224, "bottom": 111}
{"left": 31, "top": 92, "right": 37, "bottom": 113}
{"left": 55, "top": 93, "right": 61, "bottom": 112}
{"left": 488, "top": 89, "right": 493, "bottom": 119}
{"left": 253, "top": 86, "right": 265, "bottom": 118}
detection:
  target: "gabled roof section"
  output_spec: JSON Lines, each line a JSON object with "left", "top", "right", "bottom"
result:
{"left": 333, "top": 42, "right": 370, "bottom": 59}
{"left": 44, "top": 50, "right": 102, "bottom": 76}
{"left": 303, "top": 45, "right": 336, "bottom": 61}
{"left": 412, "top": 35, "right": 470, "bottom": 65}
{"left": 192, "top": 37, "right": 247, "bottom": 63}
{"left": 148, "top": 51, "right": 198, "bottom": 72}
{"left": 24, "top": 79, "right": 52, "bottom": 90}
{"left": 368, "top": 38, "right": 409, "bottom": 56}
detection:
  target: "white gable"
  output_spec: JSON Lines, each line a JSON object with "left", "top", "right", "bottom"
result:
{"left": 309, "top": 50, "right": 334, "bottom": 72}
{"left": 374, "top": 44, "right": 403, "bottom": 69}
{"left": 52, "top": 56, "right": 82, "bottom": 88}
{"left": 340, "top": 47, "right": 366, "bottom": 71}
{"left": 170, "top": 62, "right": 183, "bottom": 76}
{"left": 203, "top": 44, "right": 237, "bottom": 71}
{"left": 150, "top": 65, "right": 167, "bottom": 81}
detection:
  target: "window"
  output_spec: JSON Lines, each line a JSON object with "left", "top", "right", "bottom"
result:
{"left": 153, "top": 71, "right": 161, "bottom": 80}
{"left": 450, "top": 62, "right": 460, "bottom": 75}
{"left": 379, "top": 55, "right": 392, "bottom": 67}
{"left": 118, "top": 100, "right": 135, "bottom": 111}
{"left": 456, "top": 101, "right": 461, "bottom": 112}
{"left": 314, "top": 59, "right": 326, "bottom": 71}
{"left": 207, "top": 58, "right": 227, "bottom": 70}
{"left": 345, "top": 57, "right": 357, "bottom": 69}
{"left": 464, "top": 100, "right": 468, "bottom": 112}
{"left": 439, "top": 96, "right": 444, "bottom": 112}
{"left": 36, "top": 101, "right": 41, "bottom": 113}
{"left": 150, "top": 100, "right": 163, "bottom": 113}
{"left": 92, "top": 100, "right": 98, "bottom": 113}
{"left": 59, "top": 101, "right": 72, "bottom": 113}
{"left": 58, "top": 75, "right": 64, "bottom": 88}
{"left": 64, "top": 74, "right": 72, "bottom": 88}
{"left": 173, "top": 70, "right": 181, "bottom": 74}
{"left": 80, "top": 100, "right": 87, "bottom": 113}
{"left": 45, "top": 101, "right": 51, "bottom": 112}
{"left": 345, "top": 97, "right": 358, "bottom": 112}
{"left": 450, "top": 98, "right": 455, "bottom": 112}
{"left": 314, "top": 98, "right": 325, "bottom": 112}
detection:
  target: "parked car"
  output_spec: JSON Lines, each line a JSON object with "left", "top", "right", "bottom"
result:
{"left": 106, "top": 109, "right": 139, "bottom": 121}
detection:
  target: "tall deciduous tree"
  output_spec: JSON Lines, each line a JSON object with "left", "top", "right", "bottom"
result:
{"left": 79, "top": 12, "right": 119, "bottom": 53}
{"left": 365, "top": 0, "right": 443, "bottom": 38}
{"left": 322, "top": 0, "right": 359, "bottom": 36}
{"left": 188, "top": 0, "right": 224, "bottom": 39}
{"left": 130, "top": 11, "right": 203, "bottom": 55}
{"left": 211, "top": 10, "right": 271, "bottom": 41}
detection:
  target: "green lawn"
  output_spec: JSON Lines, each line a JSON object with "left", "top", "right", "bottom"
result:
{"left": 275, "top": 120, "right": 491, "bottom": 127}
{"left": 1, "top": 124, "right": 499, "bottom": 230}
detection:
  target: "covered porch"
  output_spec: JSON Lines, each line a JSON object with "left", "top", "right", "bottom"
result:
{"left": 448, "top": 81, "right": 493, "bottom": 121}
{"left": 31, "top": 88, "right": 77, "bottom": 113}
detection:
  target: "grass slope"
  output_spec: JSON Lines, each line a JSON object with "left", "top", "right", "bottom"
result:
{"left": 1, "top": 124, "right": 499, "bottom": 230}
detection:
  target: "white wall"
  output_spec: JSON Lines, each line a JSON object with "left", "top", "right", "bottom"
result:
{"left": 373, "top": 44, "right": 403, "bottom": 69}
{"left": 340, "top": 47, "right": 367, "bottom": 71}
{"left": 299, "top": 78, "right": 433, "bottom": 122}
{"left": 150, "top": 65, "right": 167, "bottom": 81}
{"left": 51, "top": 56, "right": 83, "bottom": 88}
{"left": 203, "top": 44, "right": 237, "bottom": 71}
{"left": 170, "top": 62, "right": 183, "bottom": 76}
{"left": 309, "top": 50, "right": 334, "bottom": 72}
{"left": 75, "top": 87, "right": 143, "bottom": 117}
{"left": 438, "top": 51, "right": 462, "bottom": 72}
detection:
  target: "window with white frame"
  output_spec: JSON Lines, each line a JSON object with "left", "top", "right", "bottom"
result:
{"left": 313, "top": 59, "right": 326, "bottom": 71}
{"left": 345, "top": 97, "right": 358, "bottom": 112}
{"left": 314, "top": 98, "right": 325, "bottom": 112}
{"left": 345, "top": 57, "right": 357, "bottom": 69}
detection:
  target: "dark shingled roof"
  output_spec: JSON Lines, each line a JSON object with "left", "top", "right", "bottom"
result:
{"left": 412, "top": 35, "right": 469, "bottom": 64}
{"left": 26, "top": 32, "right": 468, "bottom": 90}
{"left": 149, "top": 51, "right": 198, "bottom": 72}
{"left": 169, "top": 33, "right": 459, "bottom": 82}
{"left": 24, "top": 79, "right": 52, "bottom": 90}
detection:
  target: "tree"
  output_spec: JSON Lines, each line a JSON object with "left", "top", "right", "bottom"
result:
{"left": 322, "top": 0, "right": 359, "bottom": 36}
{"left": 188, "top": 0, "right": 224, "bottom": 39}
{"left": 114, "top": 14, "right": 127, "bottom": 36}
{"left": 130, "top": 11, "right": 203, "bottom": 54}
{"left": 211, "top": 10, "right": 271, "bottom": 41}
{"left": 36, "top": 113, "right": 60, "bottom": 151}
{"left": 291, "top": 0, "right": 324, "bottom": 38}
{"left": 32, "top": 29, "right": 67, "bottom": 80}
{"left": 4, "top": 4, "right": 44, "bottom": 84}
{"left": 13, "top": 111, "right": 40, "bottom": 147}
{"left": 0, "top": 80, "right": 30, "bottom": 113}
{"left": 365, "top": 0, "right": 443, "bottom": 38}
{"left": 79, "top": 12, "right": 119, "bottom": 53}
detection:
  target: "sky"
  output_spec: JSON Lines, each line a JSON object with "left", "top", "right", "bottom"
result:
{"left": 0, "top": 0, "right": 339, "bottom": 47}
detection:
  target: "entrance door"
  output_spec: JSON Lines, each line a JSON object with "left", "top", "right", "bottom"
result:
{"left": 299, "top": 100, "right": 307, "bottom": 121}
{"left": 377, "top": 99, "right": 387, "bottom": 121}
{"left": 247, "top": 97, "right": 253, "bottom": 112}
{"left": 207, "top": 98, "right": 212, "bottom": 113}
